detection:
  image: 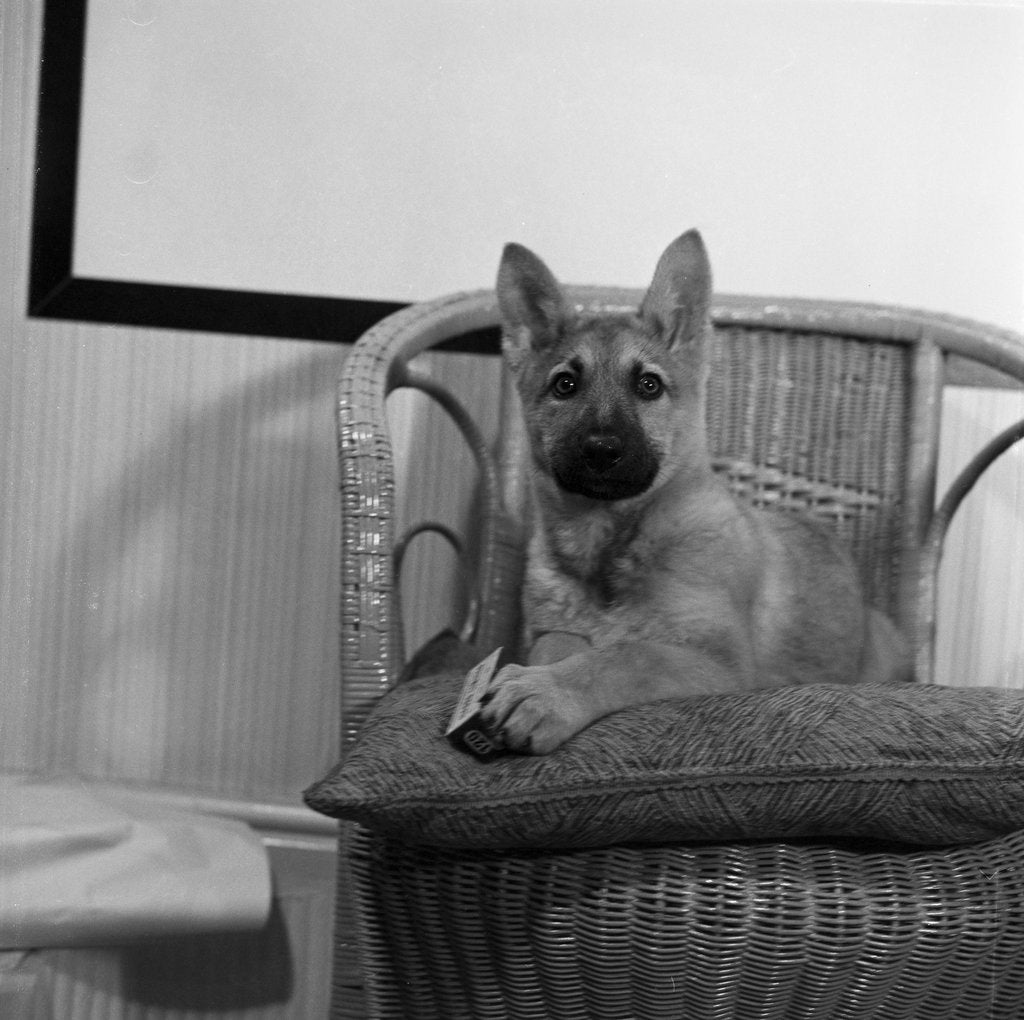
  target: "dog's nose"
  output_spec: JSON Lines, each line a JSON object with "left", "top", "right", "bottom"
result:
{"left": 581, "top": 433, "right": 624, "bottom": 472}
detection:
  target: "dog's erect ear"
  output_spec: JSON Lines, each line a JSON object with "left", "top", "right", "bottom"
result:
{"left": 496, "top": 243, "right": 567, "bottom": 365}
{"left": 640, "top": 229, "right": 712, "bottom": 353}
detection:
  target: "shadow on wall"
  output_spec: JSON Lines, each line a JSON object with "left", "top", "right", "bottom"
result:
{"left": 35, "top": 344, "right": 343, "bottom": 800}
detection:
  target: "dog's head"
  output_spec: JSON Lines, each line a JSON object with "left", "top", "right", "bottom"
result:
{"left": 496, "top": 230, "right": 713, "bottom": 502}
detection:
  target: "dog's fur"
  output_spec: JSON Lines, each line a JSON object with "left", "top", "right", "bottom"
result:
{"left": 479, "top": 229, "right": 910, "bottom": 754}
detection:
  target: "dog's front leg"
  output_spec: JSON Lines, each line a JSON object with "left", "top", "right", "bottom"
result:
{"left": 480, "top": 640, "right": 749, "bottom": 754}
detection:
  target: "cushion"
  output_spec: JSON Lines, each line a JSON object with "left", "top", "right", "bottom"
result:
{"left": 304, "top": 669, "right": 1024, "bottom": 851}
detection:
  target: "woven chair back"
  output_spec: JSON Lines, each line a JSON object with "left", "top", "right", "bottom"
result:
{"left": 704, "top": 323, "right": 911, "bottom": 615}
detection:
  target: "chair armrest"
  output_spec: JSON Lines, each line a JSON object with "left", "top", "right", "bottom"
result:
{"left": 336, "top": 291, "right": 522, "bottom": 746}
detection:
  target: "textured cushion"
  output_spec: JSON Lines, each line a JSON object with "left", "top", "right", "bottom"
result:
{"left": 304, "top": 671, "right": 1024, "bottom": 851}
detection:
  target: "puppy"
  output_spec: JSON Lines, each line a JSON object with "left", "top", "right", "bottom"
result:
{"left": 480, "top": 229, "right": 910, "bottom": 753}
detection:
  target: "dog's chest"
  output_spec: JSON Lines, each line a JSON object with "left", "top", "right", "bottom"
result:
{"left": 523, "top": 519, "right": 656, "bottom": 638}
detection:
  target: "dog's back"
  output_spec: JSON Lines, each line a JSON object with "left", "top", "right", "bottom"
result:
{"left": 743, "top": 507, "right": 911, "bottom": 686}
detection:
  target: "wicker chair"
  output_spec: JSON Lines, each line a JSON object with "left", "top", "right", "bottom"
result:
{"left": 326, "top": 289, "right": 1024, "bottom": 1019}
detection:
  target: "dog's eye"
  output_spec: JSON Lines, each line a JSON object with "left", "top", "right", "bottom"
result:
{"left": 550, "top": 372, "right": 578, "bottom": 398}
{"left": 636, "top": 373, "right": 664, "bottom": 400}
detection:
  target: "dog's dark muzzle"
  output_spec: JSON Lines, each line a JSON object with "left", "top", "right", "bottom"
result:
{"left": 554, "top": 430, "right": 659, "bottom": 501}
{"left": 582, "top": 433, "right": 624, "bottom": 473}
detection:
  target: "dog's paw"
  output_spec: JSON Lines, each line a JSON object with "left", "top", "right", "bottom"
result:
{"left": 479, "top": 663, "right": 587, "bottom": 755}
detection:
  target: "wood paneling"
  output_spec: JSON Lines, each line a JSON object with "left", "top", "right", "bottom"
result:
{"left": 2, "top": 3, "right": 353, "bottom": 803}
{"left": 3, "top": 323, "right": 346, "bottom": 799}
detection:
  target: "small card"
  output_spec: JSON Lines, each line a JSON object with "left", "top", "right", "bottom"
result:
{"left": 445, "top": 647, "right": 507, "bottom": 760}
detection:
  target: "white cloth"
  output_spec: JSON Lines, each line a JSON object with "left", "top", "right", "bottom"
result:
{"left": 0, "top": 775, "right": 271, "bottom": 948}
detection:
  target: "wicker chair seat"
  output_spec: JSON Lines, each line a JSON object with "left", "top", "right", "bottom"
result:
{"left": 350, "top": 828, "right": 1024, "bottom": 1019}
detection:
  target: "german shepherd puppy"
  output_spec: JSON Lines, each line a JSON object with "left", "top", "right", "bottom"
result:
{"left": 479, "top": 229, "right": 910, "bottom": 754}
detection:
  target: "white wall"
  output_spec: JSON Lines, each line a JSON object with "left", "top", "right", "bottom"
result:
{"left": 77, "top": 0, "right": 1023, "bottom": 330}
